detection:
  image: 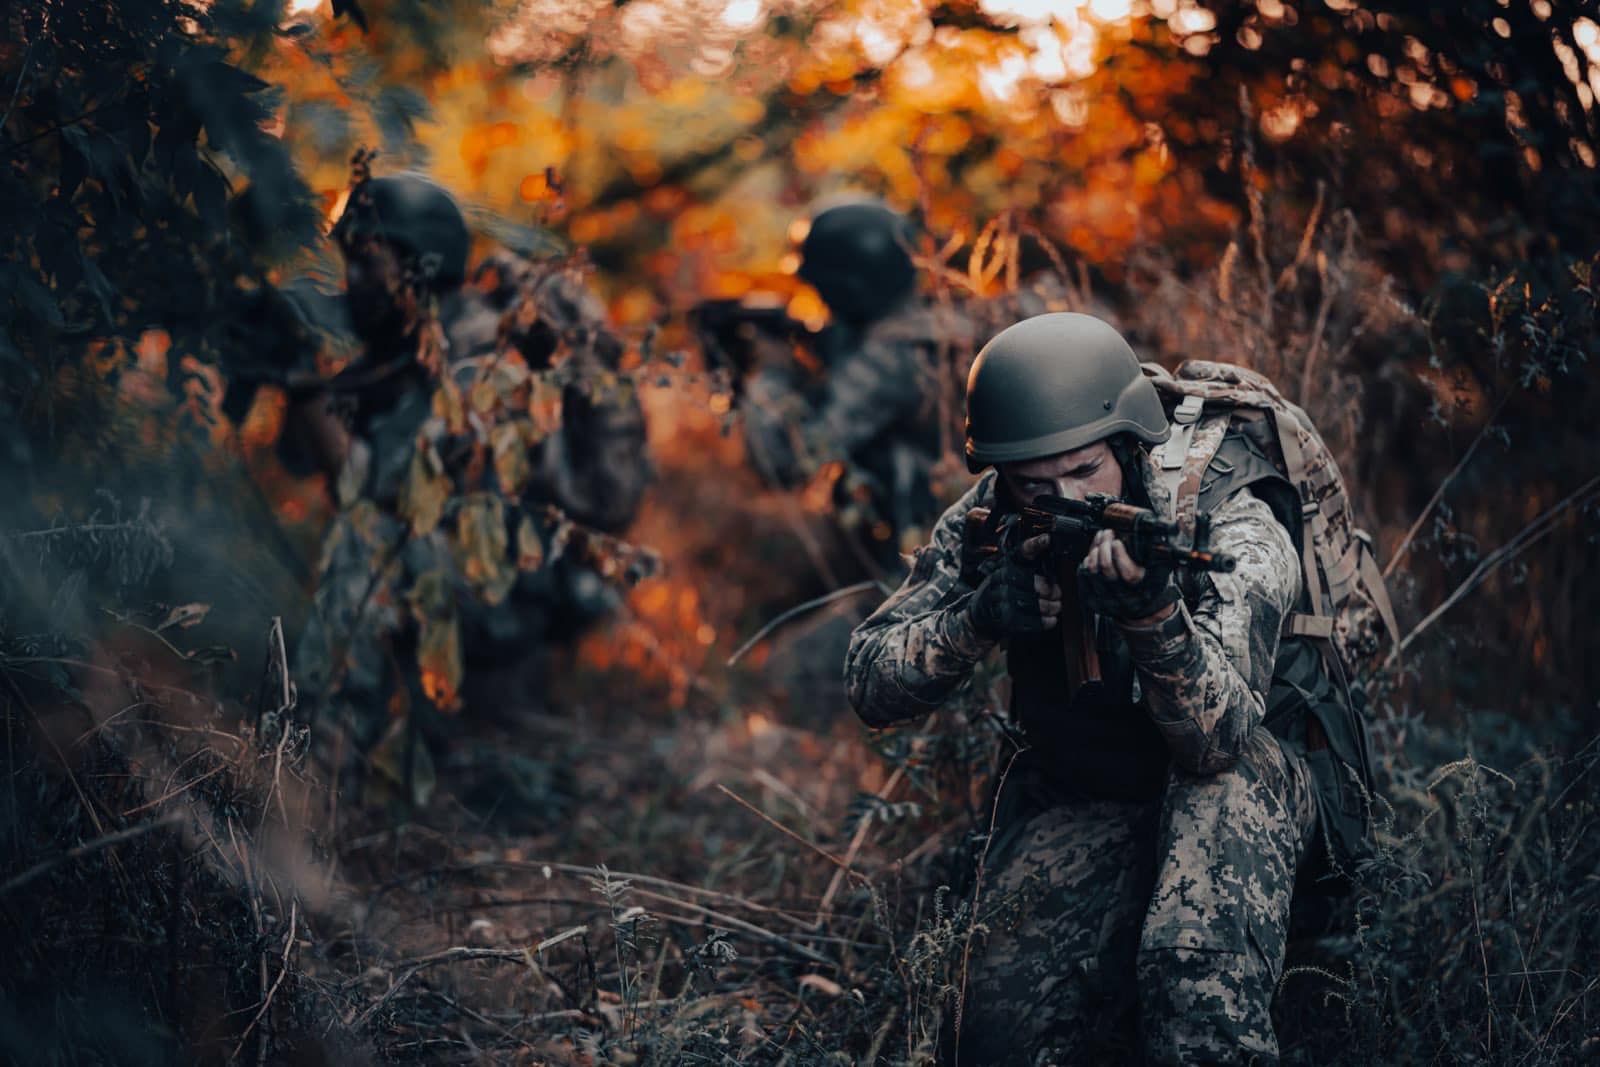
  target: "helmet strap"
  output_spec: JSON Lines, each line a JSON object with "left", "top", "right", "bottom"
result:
{"left": 1108, "top": 434, "right": 1154, "bottom": 509}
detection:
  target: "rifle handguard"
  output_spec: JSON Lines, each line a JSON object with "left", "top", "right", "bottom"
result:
{"left": 1016, "top": 493, "right": 1237, "bottom": 573}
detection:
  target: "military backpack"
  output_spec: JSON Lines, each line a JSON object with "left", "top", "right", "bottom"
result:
{"left": 1144, "top": 359, "right": 1399, "bottom": 884}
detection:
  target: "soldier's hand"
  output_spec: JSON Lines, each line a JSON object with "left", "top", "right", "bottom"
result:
{"left": 959, "top": 506, "right": 997, "bottom": 586}
{"left": 967, "top": 532, "right": 1062, "bottom": 638}
{"left": 1077, "top": 528, "right": 1179, "bottom": 623}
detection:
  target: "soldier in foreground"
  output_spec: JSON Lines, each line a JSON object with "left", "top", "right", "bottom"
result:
{"left": 846, "top": 312, "right": 1386, "bottom": 1062}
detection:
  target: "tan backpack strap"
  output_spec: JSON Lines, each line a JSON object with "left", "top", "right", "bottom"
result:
{"left": 1272, "top": 413, "right": 1329, "bottom": 621}
{"left": 1284, "top": 614, "right": 1335, "bottom": 639}
{"left": 1357, "top": 536, "right": 1402, "bottom": 649}
{"left": 1163, "top": 412, "right": 1229, "bottom": 541}
{"left": 1156, "top": 394, "right": 1205, "bottom": 472}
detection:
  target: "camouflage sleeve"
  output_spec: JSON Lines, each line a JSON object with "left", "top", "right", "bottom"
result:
{"left": 845, "top": 478, "right": 998, "bottom": 728}
{"left": 1119, "top": 489, "right": 1300, "bottom": 776}
{"left": 802, "top": 337, "right": 921, "bottom": 459}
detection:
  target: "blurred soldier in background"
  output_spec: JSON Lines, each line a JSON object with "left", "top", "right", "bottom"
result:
{"left": 726, "top": 198, "right": 945, "bottom": 567}
{"left": 288, "top": 172, "right": 649, "bottom": 775}
{"left": 697, "top": 198, "right": 1066, "bottom": 718}
{"left": 698, "top": 198, "right": 1064, "bottom": 570}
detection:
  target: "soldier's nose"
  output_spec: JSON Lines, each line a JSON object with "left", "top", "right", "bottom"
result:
{"left": 1052, "top": 479, "right": 1083, "bottom": 501}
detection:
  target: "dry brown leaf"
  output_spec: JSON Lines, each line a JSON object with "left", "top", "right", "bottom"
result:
{"left": 529, "top": 375, "right": 563, "bottom": 436}
{"left": 433, "top": 376, "right": 467, "bottom": 435}
{"left": 398, "top": 443, "right": 450, "bottom": 536}
{"left": 469, "top": 375, "right": 498, "bottom": 415}
{"left": 492, "top": 421, "right": 532, "bottom": 496}
{"left": 416, "top": 613, "right": 463, "bottom": 714}
{"left": 454, "top": 494, "right": 517, "bottom": 605}
{"left": 516, "top": 513, "right": 545, "bottom": 571}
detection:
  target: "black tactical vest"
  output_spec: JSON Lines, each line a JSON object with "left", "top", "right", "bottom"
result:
{"left": 1004, "top": 428, "right": 1303, "bottom": 803}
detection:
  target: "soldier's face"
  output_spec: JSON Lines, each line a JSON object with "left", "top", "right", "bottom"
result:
{"left": 343, "top": 238, "right": 408, "bottom": 338}
{"left": 1000, "top": 440, "right": 1124, "bottom": 507}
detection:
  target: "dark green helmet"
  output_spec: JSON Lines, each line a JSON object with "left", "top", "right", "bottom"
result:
{"left": 797, "top": 199, "right": 916, "bottom": 324}
{"left": 332, "top": 173, "right": 470, "bottom": 290}
{"left": 964, "top": 312, "right": 1169, "bottom": 473}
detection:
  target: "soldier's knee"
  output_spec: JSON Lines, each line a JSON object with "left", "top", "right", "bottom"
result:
{"left": 1159, "top": 730, "right": 1305, "bottom": 838}
{"left": 1136, "top": 946, "right": 1278, "bottom": 1066}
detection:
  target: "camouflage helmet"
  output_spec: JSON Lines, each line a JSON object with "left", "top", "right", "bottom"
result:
{"left": 797, "top": 198, "right": 916, "bottom": 324}
{"left": 964, "top": 312, "right": 1169, "bottom": 473}
{"left": 332, "top": 173, "right": 471, "bottom": 290}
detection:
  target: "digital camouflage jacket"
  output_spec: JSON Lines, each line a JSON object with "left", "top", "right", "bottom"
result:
{"left": 845, "top": 446, "right": 1302, "bottom": 788}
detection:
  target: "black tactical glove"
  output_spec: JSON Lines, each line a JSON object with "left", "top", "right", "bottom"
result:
{"left": 966, "top": 534, "right": 1061, "bottom": 638}
{"left": 1076, "top": 529, "right": 1180, "bottom": 622}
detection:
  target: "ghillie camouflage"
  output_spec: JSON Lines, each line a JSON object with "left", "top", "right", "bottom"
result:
{"left": 295, "top": 248, "right": 651, "bottom": 776}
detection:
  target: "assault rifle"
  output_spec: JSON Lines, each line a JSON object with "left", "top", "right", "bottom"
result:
{"left": 689, "top": 297, "right": 816, "bottom": 384}
{"left": 1015, "top": 493, "right": 1237, "bottom": 573}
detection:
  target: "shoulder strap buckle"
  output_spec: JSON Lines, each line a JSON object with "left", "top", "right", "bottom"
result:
{"left": 1172, "top": 394, "right": 1205, "bottom": 425}
{"left": 1158, "top": 395, "right": 1206, "bottom": 471}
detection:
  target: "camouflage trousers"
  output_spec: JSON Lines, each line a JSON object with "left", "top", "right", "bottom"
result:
{"left": 959, "top": 728, "right": 1317, "bottom": 1066}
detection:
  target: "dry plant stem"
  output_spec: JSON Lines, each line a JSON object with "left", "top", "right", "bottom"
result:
{"left": 1277, "top": 180, "right": 1327, "bottom": 292}
{"left": 638, "top": 899, "right": 832, "bottom": 965}
{"left": 374, "top": 859, "right": 821, "bottom": 930}
{"left": 1, "top": 672, "right": 131, "bottom": 890}
{"left": 356, "top": 946, "right": 546, "bottom": 1028}
{"left": 1394, "top": 472, "right": 1600, "bottom": 659}
{"left": 816, "top": 765, "right": 905, "bottom": 926}
{"left": 573, "top": 868, "right": 817, "bottom": 928}
{"left": 230, "top": 897, "right": 298, "bottom": 1065}
{"left": 1299, "top": 243, "right": 1338, "bottom": 406}
{"left": 1383, "top": 393, "right": 1513, "bottom": 580}
{"left": 954, "top": 747, "right": 1022, "bottom": 1062}
{"left": 725, "top": 580, "right": 882, "bottom": 667}
{"left": 0, "top": 813, "right": 182, "bottom": 894}
{"left": 259, "top": 721, "right": 293, "bottom": 834}
{"left": 716, "top": 783, "right": 854, "bottom": 872}
{"left": 121, "top": 763, "right": 227, "bottom": 818}
{"left": 752, "top": 766, "right": 818, "bottom": 825}
{"left": 256, "top": 615, "right": 292, "bottom": 729}
{"left": 101, "top": 607, "right": 193, "bottom": 664}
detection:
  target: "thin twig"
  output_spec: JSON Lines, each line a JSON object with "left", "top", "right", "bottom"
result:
{"left": 120, "top": 764, "right": 227, "bottom": 818}
{"left": 0, "top": 42, "right": 34, "bottom": 134}
{"left": 816, "top": 766, "right": 905, "bottom": 925}
{"left": 356, "top": 946, "right": 543, "bottom": 1028}
{"left": 230, "top": 899, "right": 298, "bottom": 1064}
{"left": 954, "top": 747, "right": 1023, "bottom": 1061}
{"left": 715, "top": 783, "right": 853, "bottom": 872}
{"left": 0, "top": 814, "right": 182, "bottom": 895}
{"left": 627, "top": 892, "right": 833, "bottom": 965}
{"left": 1384, "top": 393, "right": 1513, "bottom": 580}
{"left": 1394, "top": 473, "right": 1600, "bottom": 659}
{"left": 726, "top": 581, "right": 883, "bottom": 667}
{"left": 366, "top": 858, "right": 823, "bottom": 931}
